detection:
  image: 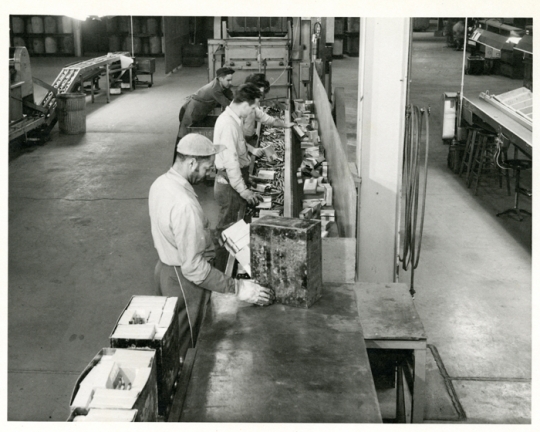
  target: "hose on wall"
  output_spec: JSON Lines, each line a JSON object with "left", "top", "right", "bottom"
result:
{"left": 400, "top": 104, "right": 430, "bottom": 297}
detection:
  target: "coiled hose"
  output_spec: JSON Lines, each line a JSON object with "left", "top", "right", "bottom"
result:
{"left": 400, "top": 105, "right": 430, "bottom": 297}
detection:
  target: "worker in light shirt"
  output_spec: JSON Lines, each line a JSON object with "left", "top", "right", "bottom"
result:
{"left": 242, "top": 73, "right": 293, "bottom": 159}
{"left": 149, "top": 133, "right": 273, "bottom": 357}
{"left": 212, "top": 83, "right": 266, "bottom": 271}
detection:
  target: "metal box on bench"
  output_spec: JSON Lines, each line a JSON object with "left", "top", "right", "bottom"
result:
{"left": 251, "top": 216, "right": 322, "bottom": 308}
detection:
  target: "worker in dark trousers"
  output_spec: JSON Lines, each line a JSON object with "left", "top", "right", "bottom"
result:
{"left": 174, "top": 67, "right": 235, "bottom": 163}
{"left": 212, "top": 84, "right": 264, "bottom": 272}
{"left": 150, "top": 133, "right": 273, "bottom": 358}
{"left": 242, "top": 73, "right": 293, "bottom": 159}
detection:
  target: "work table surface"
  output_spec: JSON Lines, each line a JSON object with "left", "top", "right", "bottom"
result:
{"left": 180, "top": 283, "right": 382, "bottom": 423}
{"left": 462, "top": 95, "right": 532, "bottom": 157}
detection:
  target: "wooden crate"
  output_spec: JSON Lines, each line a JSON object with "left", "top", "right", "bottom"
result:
{"left": 69, "top": 347, "right": 158, "bottom": 422}
{"left": 110, "top": 296, "right": 181, "bottom": 417}
{"left": 251, "top": 216, "right": 322, "bottom": 308}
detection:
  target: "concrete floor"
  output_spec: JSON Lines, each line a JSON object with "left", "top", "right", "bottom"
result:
{"left": 8, "top": 32, "right": 532, "bottom": 422}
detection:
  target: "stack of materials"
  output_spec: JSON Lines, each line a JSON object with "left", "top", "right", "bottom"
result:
{"left": 70, "top": 408, "right": 138, "bottom": 422}
{"left": 69, "top": 348, "right": 158, "bottom": 422}
{"left": 110, "top": 296, "right": 180, "bottom": 417}
{"left": 250, "top": 105, "right": 287, "bottom": 218}
{"left": 292, "top": 99, "right": 335, "bottom": 238}
{"left": 221, "top": 220, "right": 252, "bottom": 275}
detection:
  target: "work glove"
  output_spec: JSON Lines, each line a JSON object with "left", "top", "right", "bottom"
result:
{"left": 240, "top": 189, "right": 263, "bottom": 206}
{"left": 250, "top": 147, "right": 265, "bottom": 158}
{"left": 236, "top": 279, "right": 274, "bottom": 306}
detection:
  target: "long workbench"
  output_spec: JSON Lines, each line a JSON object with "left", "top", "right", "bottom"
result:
{"left": 462, "top": 95, "right": 533, "bottom": 158}
{"left": 176, "top": 283, "right": 382, "bottom": 423}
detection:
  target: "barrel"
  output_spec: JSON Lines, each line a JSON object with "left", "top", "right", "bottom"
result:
{"left": 142, "top": 39, "right": 150, "bottom": 55}
{"left": 131, "top": 17, "right": 141, "bottom": 34}
{"left": 31, "top": 16, "right": 44, "bottom": 33}
{"left": 45, "top": 36, "right": 58, "bottom": 53}
{"left": 106, "top": 16, "right": 117, "bottom": 33}
{"left": 13, "top": 37, "right": 26, "bottom": 47}
{"left": 118, "top": 16, "right": 131, "bottom": 33}
{"left": 44, "top": 16, "right": 57, "bottom": 33}
{"left": 12, "top": 16, "right": 25, "bottom": 34}
{"left": 57, "top": 93, "right": 86, "bottom": 135}
{"left": 123, "top": 36, "right": 141, "bottom": 54}
{"left": 109, "top": 35, "right": 121, "bottom": 52}
{"left": 59, "top": 16, "right": 72, "bottom": 34}
{"left": 149, "top": 35, "right": 161, "bottom": 54}
{"left": 32, "top": 38, "right": 45, "bottom": 54}
{"left": 147, "top": 17, "right": 159, "bottom": 35}
{"left": 60, "top": 35, "right": 74, "bottom": 54}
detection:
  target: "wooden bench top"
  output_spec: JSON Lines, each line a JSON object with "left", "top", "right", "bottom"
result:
{"left": 353, "top": 282, "right": 427, "bottom": 341}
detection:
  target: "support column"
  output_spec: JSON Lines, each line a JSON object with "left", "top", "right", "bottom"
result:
{"left": 356, "top": 18, "right": 410, "bottom": 282}
{"left": 73, "top": 19, "right": 83, "bottom": 57}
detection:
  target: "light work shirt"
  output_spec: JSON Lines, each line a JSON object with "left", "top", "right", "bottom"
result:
{"left": 242, "top": 106, "right": 283, "bottom": 137}
{"left": 213, "top": 106, "right": 251, "bottom": 194}
{"left": 148, "top": 168, "right": 214, "bottom": 284}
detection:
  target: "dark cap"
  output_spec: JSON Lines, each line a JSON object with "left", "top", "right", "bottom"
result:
{"left": 216, "top": 67, "right": 235, "bottom": 77}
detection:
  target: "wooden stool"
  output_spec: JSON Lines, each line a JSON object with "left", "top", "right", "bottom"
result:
{"left": 354, "top": 282, "right": 427, "bottom": 423}
{"left": 458, "top": 126, "right": 483, "bottom": 183}
{"left": 469, "top": 131, "right": 510, "bottom": 195}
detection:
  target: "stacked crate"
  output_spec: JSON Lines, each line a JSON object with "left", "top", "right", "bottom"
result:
{"left": 110, "top": 296, "right": 181, "bottom": 417}
{"left": 69, "top": 348, "right": 158, "bottom": 422}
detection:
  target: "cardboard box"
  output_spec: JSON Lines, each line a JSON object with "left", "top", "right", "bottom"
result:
{"left": 110, "top": 296, "right": 181, "bottom": 417}
{"left": 70, "top": 348, "right": 158, "bottom": 422}
{"left": 251, "top": 216, "right": 322, "bottom": 308}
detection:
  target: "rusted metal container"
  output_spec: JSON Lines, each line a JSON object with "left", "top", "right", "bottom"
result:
{"left": 251, "top": 216, "right": 322, "bottom": 308}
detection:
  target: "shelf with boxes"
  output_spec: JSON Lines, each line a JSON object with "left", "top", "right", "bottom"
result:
{"left": 10, "top": 15, "right": 75, "bottom": 55}
{"left": 105, "top": 16, "right": 164, "bottom": 56}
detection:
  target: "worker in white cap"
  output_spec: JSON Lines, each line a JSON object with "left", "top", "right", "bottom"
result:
{"left": 149, "top": 133, "right": 274, "bottom": 357}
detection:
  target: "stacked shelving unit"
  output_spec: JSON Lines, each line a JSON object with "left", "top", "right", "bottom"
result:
{"left": 104, "top": 16, "right": 164, "bottom": 56}
{"left": 10, "top": 15, "right": 75, "bottom": 56}
{"left": 344, "top": 18, "right": 360, "bottom": 57}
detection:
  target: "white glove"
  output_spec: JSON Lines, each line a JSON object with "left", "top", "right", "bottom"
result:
{"left": 251, "top": 147, "right": 265, "bottom": 157}
{"left": 236, "top": 279, "right": 274, "bottom": 306}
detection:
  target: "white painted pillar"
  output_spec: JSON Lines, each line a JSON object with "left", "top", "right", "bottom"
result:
{"left": 72, "top": 19, "right": 83, "bottom": 57}
{"left": 356, "top": 18, "right": 410, "bottom": 282}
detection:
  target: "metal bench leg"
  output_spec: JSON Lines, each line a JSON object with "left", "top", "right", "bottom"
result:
{"left": 411, "top": 348, "right": 426, "bottom": 423}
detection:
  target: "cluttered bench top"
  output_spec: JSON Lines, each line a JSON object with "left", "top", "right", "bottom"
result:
{"left": 179, "top": 283, "right": 382, "bottom": 423}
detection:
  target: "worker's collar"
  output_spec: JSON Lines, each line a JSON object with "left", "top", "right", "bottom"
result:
{"left": 167, "top": 167, "right": 198, "bottom": 197}
{"left": 225, "top": 105, "right": 243, "bottom": 125}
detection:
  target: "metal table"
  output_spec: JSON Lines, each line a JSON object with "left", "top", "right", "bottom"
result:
{"left": 462, "top": 95, "right": 532, "bottom": 158}
{"left": 177, "top": 283, "right": 382, "bottom": 423}
{"left": 354, "top": 282, "right": 427, "bottom": 423}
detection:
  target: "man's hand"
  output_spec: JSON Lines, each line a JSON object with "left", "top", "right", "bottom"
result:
{"left": 236, "top": 279, "right": 274, "bottom": 306}
{"left": 250, "top": 147, "right": 265, "bottom": 158}
{"left": 283, "top": 121, "right": 295, "bottom": 128}
{"left": 240, "top": 189, "right": 263, "bottom": 206}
